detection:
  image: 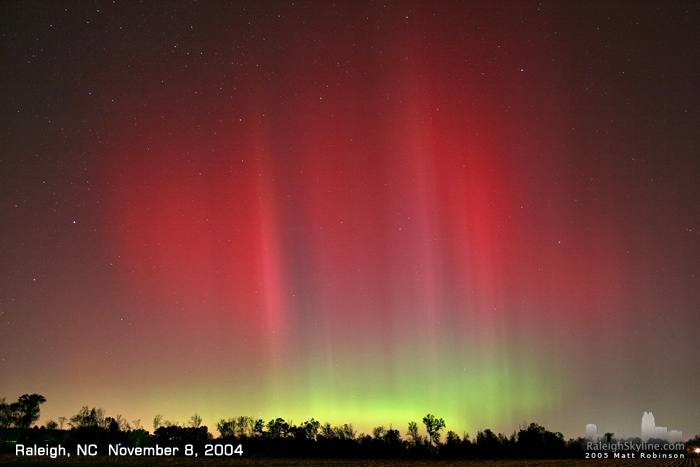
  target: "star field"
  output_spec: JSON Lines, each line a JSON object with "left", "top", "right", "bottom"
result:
{"left": 1, "top": 1, "right": 699, "bottom": 439}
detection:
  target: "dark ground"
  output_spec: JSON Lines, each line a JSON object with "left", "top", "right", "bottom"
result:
{"left": 2, "top": 455, "right": 700, "bottom": 467}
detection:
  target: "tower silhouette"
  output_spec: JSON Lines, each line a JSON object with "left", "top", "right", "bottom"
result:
{"left": 641, "top": 412, "right": 655, "bottom": 441}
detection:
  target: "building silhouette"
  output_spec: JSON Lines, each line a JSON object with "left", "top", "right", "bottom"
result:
{"left": 641, "top": 412, "right": 682, "bottom": 442}
{"left": 655, "top": 426, "right": 668, "bottom": 440}
{"left": 586, "top": 424, "right": 598, "bottom": 440}
{"left": 588, "top": 412, "right": 683, "bottom": 442}
{"left": 641, "top": 412, "right": 656, "bottom": 441}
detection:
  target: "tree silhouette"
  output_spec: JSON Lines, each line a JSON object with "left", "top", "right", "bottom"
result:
{"left": 58, "top": 416, "right": 67, "bottom": 430}
{"left": 407, "top": 420, "right": 422, "bottom": 446}
{"left": 188, "top": 413, "right": 203, "bottom": 428}
{"left": 113, "top": 414, "right": 130, "bottom": 431}
{"left": 106, "top": 417, "right": 120, "bottom": 432}
{"left": 372, "top": 425, "right": 387, "bottom": 440}
{"left": 216, "top": 418, "right": 236, "bottom": 438}
{"left": 422, "top": 414, "right": 446, "bottom": 446}
{"left": 515, "top": 422, "right": 566, "bottom": 458}
{"left": 384, "top": 426, "right": 402, "bottom": 446}
{"left": 446, "top": 430, "right": 461, "bottom": 445}
{"left": 70, "top": 406, "right": 106, "bottom": 429}
{"left": 0, "top": 398, "right": 12, "bottom": 428}
{"left": 153, "top": 414, "right": 164, "bottom": 432}
{"left": 477, "top": 428, "right": 501, "bottom": 456}
{"left": 300, "top": 418, "right": 320, "bottom": 440}
{"left": 13, "top": 394, "right": 46, "bottom": 428}
{"left": 339, "top": 423, "right": 356, "bottom": 440}
{"left": 320, "top": 422, "right": 334, "bottom": 439}
{"left": 253, "top": 418, "right": 264, "bottom": 436}
{"left": 267, "top": 418, "right": 291, "bottom": 438}
{"left": 236, "top": 415, "right": 254, "bottom": 437}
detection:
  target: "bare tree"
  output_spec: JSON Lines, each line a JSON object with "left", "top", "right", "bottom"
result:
{"left": 114, "top": 414, "right": 130, "bottom": 431}
{"left": 58, "top": 416, "right": 67, "bottom": 430}
{"left": 407, "top": 421, "right": 422, "bottom": 446}
{"left": 188, "top": 413, "right": 203, "bottom": 428}
{"left": 153, "top": 414, "right": 163, "bottom": 432}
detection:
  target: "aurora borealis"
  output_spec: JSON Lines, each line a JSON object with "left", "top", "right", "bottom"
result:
{"left": 1, "top": 1, "right": 699, "bottom": 440}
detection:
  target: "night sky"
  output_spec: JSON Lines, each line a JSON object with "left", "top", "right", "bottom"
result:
{"left": 1, "top": 1, "right": 699, "bottom": 440}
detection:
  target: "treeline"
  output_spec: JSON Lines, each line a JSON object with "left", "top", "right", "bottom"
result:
{"left": 2, "top": 394, "right": 698, "bottom": 459}
{"left": 212, "top": 416, "right": 581, "bottom": 458}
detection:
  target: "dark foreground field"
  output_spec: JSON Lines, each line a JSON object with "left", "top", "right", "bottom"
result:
{"left": 2, "top": 456, "right": 700, "bottom": 467}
